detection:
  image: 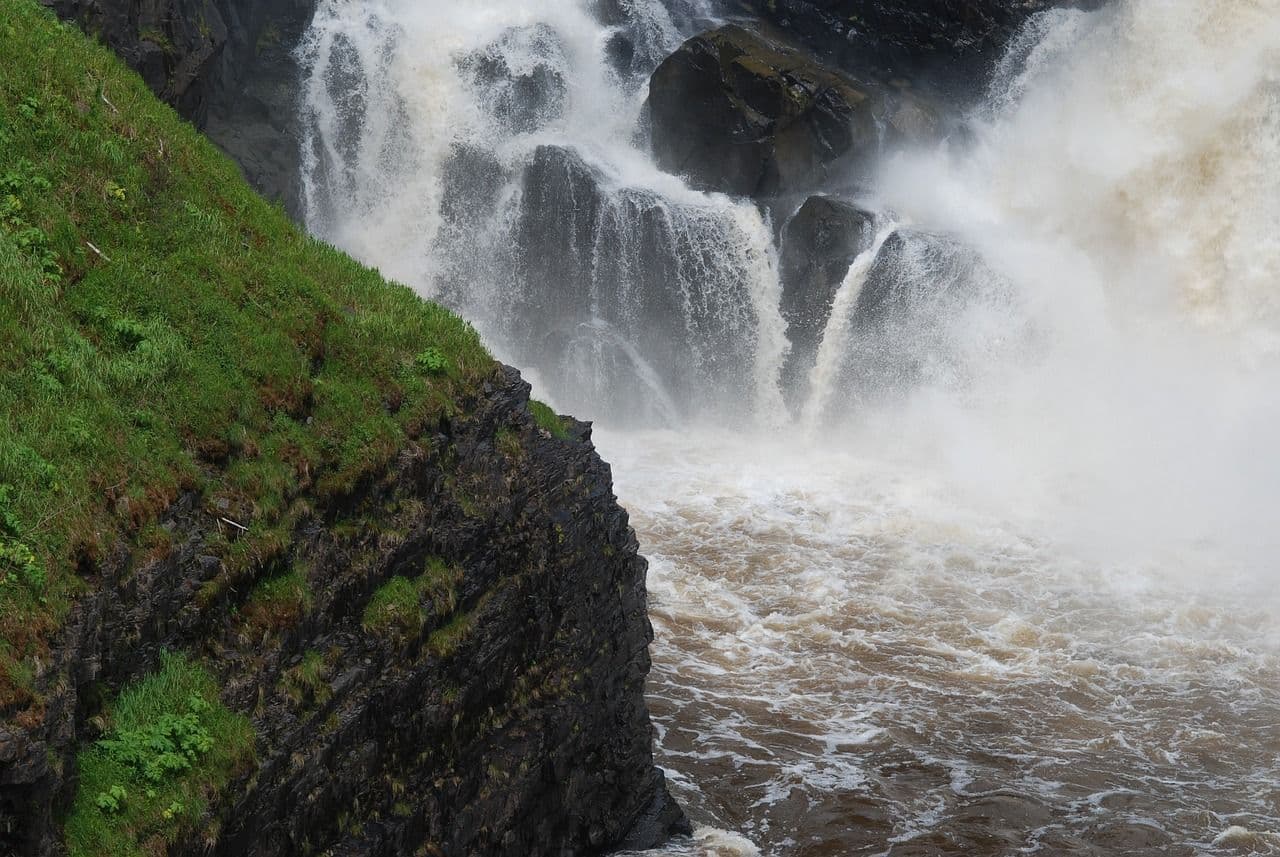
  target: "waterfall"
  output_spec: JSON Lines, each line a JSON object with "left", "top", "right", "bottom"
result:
{"left": 294, "top": 0, "right": 1280, "bottom": 853}
{"left": 296, "top": 0, "right": 788, "bottom": 427}
{"left": 801, "top": 222, "right": 900, "bottom": 427}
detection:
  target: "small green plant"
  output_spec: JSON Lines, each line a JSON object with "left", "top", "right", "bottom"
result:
{"left": 0, "top": 484, "right": 44, "bottom": 595}
{"left": 97, "top": 692, "right": 214, "bottom": 784}
{"left": 64, "top": 652, "right": 254, "bottom": 857}
{"left": 94, "top": 785, "right": 127, "bottom": 815}
{"left": 16, "top": 95, "right": 39, "bottom": 120}
{"left": 414, "top": 346, "right": 450, "bottom": 375}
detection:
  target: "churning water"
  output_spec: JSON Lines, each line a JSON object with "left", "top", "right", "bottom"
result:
{"left": 297, "top": 0, "right": 1280, "bottom": 853}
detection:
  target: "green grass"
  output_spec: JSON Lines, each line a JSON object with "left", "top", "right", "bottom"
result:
{"left": 241, "top": 564, "right": 312, "bottom": 634}
{"left": 361, "top": 556, "right": 465, "bottom": 638}
{"left": 281, "top": 649, "right": 330, "bottom": 707}
{"left": 0, "top": 0, "right": 496, "bottom": 711}
{"left": 361, "top": 576, "right": 422, "bottom": 636}
{"left": 529, "top": 400, "right": 570, "bottom": 440}
{"left": 63, "top": 651, "right": 255, "bottom": 857}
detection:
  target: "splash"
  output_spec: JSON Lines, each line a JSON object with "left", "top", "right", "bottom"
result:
{"left": 863, "top": 0, "right": 1280, "bottom": 574}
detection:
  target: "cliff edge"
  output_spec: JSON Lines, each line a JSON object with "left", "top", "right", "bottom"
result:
{"left": 0, "top": 2, "right": 685, "bottom": 853}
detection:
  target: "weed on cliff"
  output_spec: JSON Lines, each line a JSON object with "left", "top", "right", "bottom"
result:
{"left": 529, "top": 400, "right": 571, "bottom": 440}
{"left": 64, "top": 651, "right": 254, "bottom": 857}
{"left": 362, "top": 556, "right": 466, "bottom": 639}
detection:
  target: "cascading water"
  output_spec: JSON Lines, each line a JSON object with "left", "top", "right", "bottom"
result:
{"left": 297, "top": 0, "right": 788, "bottom": 425}
{"left": 297, "top": 0, "right": 1280, "bottom": 853}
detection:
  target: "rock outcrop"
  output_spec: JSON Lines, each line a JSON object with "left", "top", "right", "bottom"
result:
{"left": 726, "top": 0, "right": 1107, "bottom": 92}
{"left": 778, "top": 195, "right": 876, "bottom": 403}
{"left": 43, "top": 0, "right": 315, "bottom": 213}
{"left": 2, "top": 367, "right": 688, "bottom": 856}
{"left": 647, "top": 24, "right": 937, "bottom": 200}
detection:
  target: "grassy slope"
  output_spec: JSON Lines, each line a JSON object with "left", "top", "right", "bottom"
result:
{"left": 0, "top": 0, "right": 496, "bottom": 714}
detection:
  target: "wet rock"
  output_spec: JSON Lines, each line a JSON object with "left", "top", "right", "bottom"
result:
{"left": 726, "top": 0, "right": 1109, "bottom": 94}
{"left": 647, "top": 24, "right": 937, "bottom": 199}
{"left": 510, "top": 144, "right": 772, "bottom": 423}
{"left": 814, "top": 226, "right": 1012, "bottom": 416}
{"left": 778, "top": 195, "right": 877, "bottom": 405}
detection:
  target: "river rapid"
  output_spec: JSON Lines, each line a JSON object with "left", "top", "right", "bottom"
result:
{"left": 296, "top": 0, "right": 1280, "bottom": 852}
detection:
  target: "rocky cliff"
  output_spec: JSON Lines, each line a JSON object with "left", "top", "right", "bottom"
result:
{"left": 4, "top": 368, "right": 686, "bottom": 857}
{"left": 0, "top": 3, "right": 685, "bottom": 853}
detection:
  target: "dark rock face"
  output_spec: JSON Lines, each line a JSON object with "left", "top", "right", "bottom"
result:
{"left": 647, "top": 24, "right": 937, "bottom": 200}
{"left": 2, "top": 367, "right": 688, "bottom": 856}
{"left": 43, "top": 0, "right": 316, "bottom": 213}
{"left": 727, "top": 0, "right": 1106, "bottom": 92}
{"left": 778, "top": 195, "right": 876, "bottom": 404}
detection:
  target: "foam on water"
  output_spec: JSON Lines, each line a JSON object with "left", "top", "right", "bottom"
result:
{"left": 598, "top": 428, "right": 1280, "bottom": 854}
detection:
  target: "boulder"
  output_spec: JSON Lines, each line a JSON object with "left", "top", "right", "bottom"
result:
{"left": 727, "top": 0, "right": 1107, "bottom": 93}
{"left": 832, "top": 227, "right": 1009, "bottom": 409}
{"left": 647, "top": 24, "right": 937, "bottom": 199}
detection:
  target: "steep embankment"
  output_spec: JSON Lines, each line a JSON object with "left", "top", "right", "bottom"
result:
{"left": 0, "top": 2, "right": 683, "bottom": 854}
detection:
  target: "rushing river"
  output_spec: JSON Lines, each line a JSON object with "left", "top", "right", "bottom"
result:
{"left": 296, "top": 0, "right": 1280, "bottom": 852}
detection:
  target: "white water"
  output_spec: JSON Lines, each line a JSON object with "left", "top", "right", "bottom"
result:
{"left": 801, "top": 222, "right": 900, "bottom": 428}
{"left": 297, "top": 0, "right": 1280, "bottom": 852}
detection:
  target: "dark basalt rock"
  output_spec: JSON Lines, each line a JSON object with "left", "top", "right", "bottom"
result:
{"left": 779, "top": 195, "right": 876, "bottom": 406}
{"left": 726, "top": 0, "right": 1107, "bottom": 94}
{"left": 647, "top": 24, "right": 937, "bottom": 200}
{"left": 510, "top": 144, "right": 771, "bottom": 423}
{"left": 1, "top": 367, "right": 689, "bottom": 855}
{"left": 43, "top": 0, "right": 316, "bottom": 214}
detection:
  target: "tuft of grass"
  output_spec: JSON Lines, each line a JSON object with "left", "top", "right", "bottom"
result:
{"left": 63, "top": 651, "right": 255, "bottom": 857}
{"left": 281, "top": 649, "right": 330, "bottom": 707}
{"left": 241, "top": 565, "right": 312, "bottom": 634}
{"left": 0, "top": 0, "right": 497, "bottom": 710}
{"left": 529, "top": 400, "right": 570, "bottom": 440}
{"left": 361, "top": 556, "right": 465, "bottom": 638}
{"left": 495, "top": 427, "right": 522, "bottom": 459}
{"left": 361, "top": 576, "right": 422, "bottom": 637}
